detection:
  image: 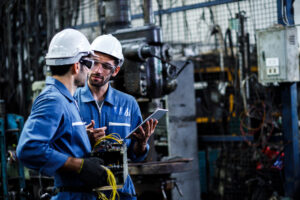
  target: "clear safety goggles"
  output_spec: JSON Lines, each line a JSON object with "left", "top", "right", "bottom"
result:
{"left": 92, "top": 60, "right": 116, "bottom": 71}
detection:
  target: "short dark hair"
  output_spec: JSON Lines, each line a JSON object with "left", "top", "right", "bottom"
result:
{"left": 49, "top": 64, "right": 73, "bottom": 76}
{"left": 114, "top": 59, "right": 120, "bottom": 67}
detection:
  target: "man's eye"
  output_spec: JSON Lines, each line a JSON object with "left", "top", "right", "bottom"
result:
{"left": 102, "top": 63, "right": 113, "bottom": 70}
{"left": 93, "top": 60, "right": 115, "bottom": 70}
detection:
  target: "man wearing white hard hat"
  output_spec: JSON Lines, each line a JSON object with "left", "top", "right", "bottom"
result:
{"left": 74, "top": 34, "right": 158, "bottom": 199}
{"left": 17, "top": 29, "right": 109, "bottom": 200}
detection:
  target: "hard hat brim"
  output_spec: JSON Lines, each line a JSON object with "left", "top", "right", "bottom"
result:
{"left": 46, "top": 51, "right": 94, "bottom": 66}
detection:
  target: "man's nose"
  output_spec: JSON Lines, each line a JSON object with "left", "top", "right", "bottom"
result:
{"left": 94, "top": 64, "right": 104, "bottom": 73}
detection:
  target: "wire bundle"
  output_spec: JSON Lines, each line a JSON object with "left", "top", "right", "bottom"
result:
{"left": 94, "top": 133, "right": 123, "bottom": 200}
{"left": 93, "top": 133, "right": 123, "bottom": 149}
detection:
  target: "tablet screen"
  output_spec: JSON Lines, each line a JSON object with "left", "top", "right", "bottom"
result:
{"left": 125, "top": 108, "right": 168, "bottom": 139}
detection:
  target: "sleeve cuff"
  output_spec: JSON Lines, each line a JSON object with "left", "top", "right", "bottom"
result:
{"left": 129, "top": 143, "right": 149, "bottom": 162}
{"left": 40, "top": 150, "right": 69, "bottom": 176}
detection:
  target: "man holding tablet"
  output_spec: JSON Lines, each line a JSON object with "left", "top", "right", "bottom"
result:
{"left": 74, "top": 34, "right": 158, "bottom": 199}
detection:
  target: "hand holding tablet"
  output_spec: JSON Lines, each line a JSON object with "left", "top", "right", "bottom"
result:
{"left": 125, "top": 108, "right": 168, "bottom": 139}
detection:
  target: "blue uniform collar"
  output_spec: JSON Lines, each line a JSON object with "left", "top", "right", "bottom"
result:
{"left": 81, "top": 82, "right": 115, "bottom": 105}
{"left": 46, "top": 76, "right": 74, "bottom": 102}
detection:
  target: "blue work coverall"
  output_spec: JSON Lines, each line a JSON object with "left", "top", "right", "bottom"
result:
{"left": 17, "top": 77, "right": 97, "bottom": 200}
{"left": 74, "top": 82, "right": 149, "bottom": 199}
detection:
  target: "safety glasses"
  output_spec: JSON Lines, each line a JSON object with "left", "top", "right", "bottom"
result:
{"left": 93, "top": 60, "right": 116, "bottom": 71}
{"left": 79, "top": 58, "right": 94, "bottom": 69}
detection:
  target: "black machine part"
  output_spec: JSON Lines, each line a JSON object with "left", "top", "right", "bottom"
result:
{"left": 122, "top": 43, "right": 156, "bottom": 62}
{"left": 100, "top": 0, "right": 189, "bottom": 98}
{"left": 113, "top": 25, "right": 189, "bottom": 98}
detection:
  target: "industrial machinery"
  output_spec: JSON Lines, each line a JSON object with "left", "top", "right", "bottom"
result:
{"left": 101, "top": 0, "right": 189, "bottom": 99}
{"left": 0, "top": 110, "right": 31, "bottom": 200}
{"left": 194, "top": 11, "right": 289, "bottom": 200}
{"left": 114, "top": 26, "right": 177, "bottom": 98}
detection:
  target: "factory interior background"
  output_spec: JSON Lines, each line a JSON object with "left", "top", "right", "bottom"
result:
{"left": 1, "top": 0, "right": 300, "bottom": 199}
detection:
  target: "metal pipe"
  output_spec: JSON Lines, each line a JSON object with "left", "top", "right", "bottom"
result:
{"left": 74, "top": 0, "right": 241, "bottom": 29}
{"left": 104, "top": 0, "right": 131, "bottom": 33}
{"left": 0, "top": 118, "right": 8, "bottom": 200}
{"left": 143, "top": 0, "right": 154, "bottom": 25}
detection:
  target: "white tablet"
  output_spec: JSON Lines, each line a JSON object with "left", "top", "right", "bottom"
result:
{"left": 125, "top": 108, "right": 168, "bottom": 139}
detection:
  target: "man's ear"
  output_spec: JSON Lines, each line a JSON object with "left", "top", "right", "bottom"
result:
{"left": 112, "top": 66, "right": 121, "bottom": 77}
{"left": 72, "top": 63, "right": 80, "bottom": 75}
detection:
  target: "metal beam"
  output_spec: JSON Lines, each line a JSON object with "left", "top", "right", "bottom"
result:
{"left": 74, "top": 0, "right": 242, "bottom": 30}
{"left": 16, "top": 116, "right": 26, "bottom": 199}
{"left": 199, "top": 135, "right": 253, "bottom": 142}
{"left": 132, "top": 0, "right": 241, "bottom": 19}
{"left": 278, "top": 0, "right": 299, "bottom": 197}
{"left": 281, "top": 83, "right": 299, "bottom": 197}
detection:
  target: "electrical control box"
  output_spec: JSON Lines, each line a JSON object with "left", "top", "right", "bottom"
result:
{"left": 256, "top": 26, "right": 299, "bottom": 84}
{"left": 90, "top": 142, "right": 128, "bottom": 190}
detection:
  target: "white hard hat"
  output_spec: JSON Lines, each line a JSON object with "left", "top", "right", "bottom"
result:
{"left": 91, "top": 34, "right": 124, "bottom": 66}
{"left": 45, "top": 28, "right": 93, "bottom": 66}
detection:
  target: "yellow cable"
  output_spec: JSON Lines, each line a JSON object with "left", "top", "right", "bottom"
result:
{"left": 97, "top": 166, "right": 120, "bottom": 200}
{"left": 98, "top": 192, "right": 109, "bottom": 200}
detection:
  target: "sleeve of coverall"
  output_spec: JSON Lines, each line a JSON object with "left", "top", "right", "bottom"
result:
{"left": 16, "top": 96, "right": 69, "bottom": 176}
{"left": 127, "top": 101, "right": 150, "bottom": 162}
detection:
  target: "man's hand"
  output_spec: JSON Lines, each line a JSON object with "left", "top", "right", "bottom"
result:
{"left": 86, "top": 120, "right": 106, "bottom": 147}
{"left": 132, "top": 119, "right": 158, "bottom": 155}
{"left": 60, "top": 157, "right": 107, "bottom": 188}
{"left": 78, "top": 157, "right": 107, "bottom": 188}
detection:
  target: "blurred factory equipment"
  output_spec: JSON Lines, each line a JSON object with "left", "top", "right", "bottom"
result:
{"left": 193, "top": 10, "right": 255, "bottom": 138}
{"left": 167, "top": 61, "right": 200, "bottom": 200}
{"left": 192, "top": 8, "right": 296, "bottom": 199}
{"left": 128, "top": 157, "right": 193, "bottom": 199}
{"left": 0, "top": 109, "right": 28, "bottom": 199}
{"left": 256, "top": 24, "right": 300, "bottom": 198}
{"left": 1, "top": 111, "right": 55, "bottom": 200}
